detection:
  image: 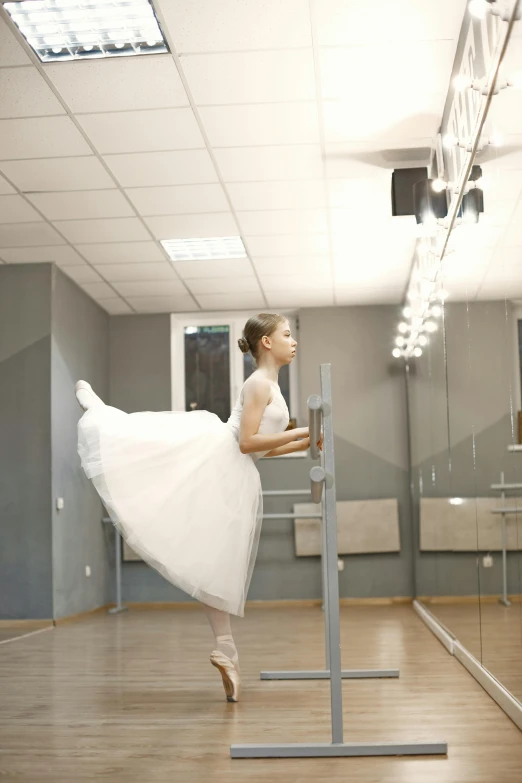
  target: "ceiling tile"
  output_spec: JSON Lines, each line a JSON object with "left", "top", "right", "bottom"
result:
{"left": 103, "top": 149, "right": 218, "bottom": 187}
{"left": 27, "top": 190, "right": 135, "bottom": 221}
{"left": 126, "top": 184, "right": 229, "bottom": 216}
{"left": 328, "top": 178, "right": 391, "bottom": 215}
{"left": 79, "top": 281, "right": 117, "bottom": 299}
{"left": 246, "top": 233, "right": 330, "bottom": 257}
{"left": 335, "top": 287, "right": 403, "bottom": 305}
{"left": 480, "top": 167, "right": 522, "bottom": 203}
{"left": 238, "top": 209, "right": 328, "bottom": 236}
{"left": 45, "top": 56, "right": 189, "bottom": 113}
{"left": 195, "top": 292, "right": 265, "bottom": 310}
{"left": 315, "top": 0, "right": 467, "bottom": 45}
{"left": 0, "top": 245, "right": 84, "bottom": 264}
{"left": 144, "top": 212, "right": 237, "bottom": 240}
{"left": 200, "top": 103, "right": 320, "bottom": 147}
{"left": 0, "top": 68, "right": 65, "bottom": 118}
{"left": 321, "top": 42, "right": 456, "bottom": 100}
{"left": 182, "top": 49, "right": 316, "bottom": 104}
{"left": 126, "top": 294, "right": 199, "bottom": 313}
{"left": 501, "top": 216, "right": 522, "bottom": 247}
{"left": 253, "top": 256, "right": 331, "bottom": 275}
{"left": 0, "top": 173, "right": 15, "bottom": 195}
{"left": 260, "top": 273, "right": 332, "bottom": 290}
{"left": 61, "top": 266, "right": 104, "bottom": 284}
{"left": 54, "top": 217, "right": 150, "bottom": 244}
{"left": 0, "top": 195, "right": 41, "bottom": 223}
{"left": 186, "top": 277, "right": 261, "bottom": 294}
{"left": 216, "top": 145, "right": 324, "bottom": 182}
{"left": 161, "top": 0, "right": 312, "bottom": 52}
{"left": 322, "top": 92, "right": 443, "bottom": 143}
{"left": 77, "top": 108, "right": 204, "bottom": 154}
{"left": 0, "top": 117, "right": 92, "bottom": 160}
{"left": 266, "top": 290, "right": 334, "bottom": 307}
{"left": 227, "top": 181, "right": 325, "bottom": 211}
{"left": 112, "top": 280, "right": 187, "bottom": 297}
{"left": 173, "top": 258, "right": 254, "bottom": 279}
{"left": 77, "top": 241, "right": 165, "bottom": 264}
{"left": 0, "top": 222, "right": 65, "bottom": 247}
{"left": 0, "top": 17, "right": 31, "bottom": 65}
{"left": 97, "top": 297, "right": 133, "bottom": 315}
{"left": 95, "top": 262, "right": 178, "bottom": 281}
{"left": 0, "top": 157, "right": 116, "bottom": 192}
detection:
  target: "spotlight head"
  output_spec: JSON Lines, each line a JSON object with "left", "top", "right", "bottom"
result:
{"left": 469, "top": 0, "right": 491, "bottom": 20}
{"left": 413, "top": 179, "right": 448, "bottom": 225}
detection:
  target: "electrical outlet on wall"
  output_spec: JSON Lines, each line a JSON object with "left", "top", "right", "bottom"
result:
{"left": 483, "top": 554, "right": 493, "bottom": 568}
{"left": 85, "top": 565, "right": 91, "bottom": 577}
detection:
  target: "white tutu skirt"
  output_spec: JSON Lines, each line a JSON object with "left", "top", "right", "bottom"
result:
{"left": 77, "top": 406, "right": 262, "bottom": 616}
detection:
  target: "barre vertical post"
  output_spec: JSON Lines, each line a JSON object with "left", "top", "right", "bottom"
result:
{"left": 102, "top": 521, "right": 127, "bottom": 615}
{"left": 319, "top": 364, "right": 343, "bottom": 743}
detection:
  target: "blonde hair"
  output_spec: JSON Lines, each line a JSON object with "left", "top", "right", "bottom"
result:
{"left": 237, "top": 313, "right": 286, "bottom": 360}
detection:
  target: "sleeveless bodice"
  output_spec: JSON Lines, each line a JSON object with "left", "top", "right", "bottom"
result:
{"left": 227, "top": 381, "right": 290, "bottom": 461}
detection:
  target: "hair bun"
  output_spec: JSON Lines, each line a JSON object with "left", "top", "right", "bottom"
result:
{"left": 238, "top": 337, "right": 250, "bottom": 354}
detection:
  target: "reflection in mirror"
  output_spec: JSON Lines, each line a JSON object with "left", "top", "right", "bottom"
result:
{"left": 407, "top": 0, "right": 522, "bottom": 707}
{"left": 471, "top": 20, "right": 522, "bottom": 701}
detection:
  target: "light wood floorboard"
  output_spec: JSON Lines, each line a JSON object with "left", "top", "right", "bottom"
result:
{"left": 1, "top": 605, "right": 521, "bottom": 781}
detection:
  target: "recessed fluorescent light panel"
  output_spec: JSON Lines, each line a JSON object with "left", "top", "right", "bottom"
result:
{"left": 161, "top": 237, "right": 247, "bottom": 262}
{"left": 2, "top": 0, "right": 168, "bottom": 62}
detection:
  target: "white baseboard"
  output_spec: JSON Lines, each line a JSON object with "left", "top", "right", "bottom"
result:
{"left": 413, "top": 599, "right": 455, "bottom": 654}
{"left": 414, "top": 599, "right": 522, "bottom": 732}
{"left": 453, "top": 641, "right": 522, "bottom": 732}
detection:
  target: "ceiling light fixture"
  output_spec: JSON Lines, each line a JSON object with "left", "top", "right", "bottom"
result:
{"left": 161, "top": 236, "right": 247, "bottom": 262}
{"left": 2, "top": 0, "right": 168, "bottom": 62}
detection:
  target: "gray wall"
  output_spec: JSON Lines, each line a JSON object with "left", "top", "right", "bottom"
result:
{"left": 0, "top": 265, "right": 53, "bottom": 620}
{"left": 298, "top": 306, "right": 413, "bottom": 599}
{"left": 107, "top": 314, "right": 188, "bottom": 602}
{"left": 115, "top": 305, "right": 413, "bottom": 604}
{"left": 51, "top": 267, "right": 111, "bottom": 619}
{"left": 409, "top": 301, "right": 522, "bottom": 597}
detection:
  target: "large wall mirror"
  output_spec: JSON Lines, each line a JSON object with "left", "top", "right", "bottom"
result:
{"left": 407, "top": 2, "right": 522, "bottom": 705}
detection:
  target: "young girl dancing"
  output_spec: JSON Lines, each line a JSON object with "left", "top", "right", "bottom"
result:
{"left": 75, "top": 313, "right": 314, "bottom": 702}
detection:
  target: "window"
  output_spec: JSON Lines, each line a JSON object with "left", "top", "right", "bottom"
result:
{"left": 184, "top": 325, "right": 231, "bottom": 422}
{"left": 171, "top": 311, "right": 299, "bottom": 423}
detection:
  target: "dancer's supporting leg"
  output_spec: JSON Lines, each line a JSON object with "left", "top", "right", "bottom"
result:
{"left": 202, "top": 603, "right": 241, "bottom": 702}
{"left": 202, "top": 604, "right": 238, "bottom": 662}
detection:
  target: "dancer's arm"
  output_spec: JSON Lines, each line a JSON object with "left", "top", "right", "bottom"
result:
{"left": 264, "top": 437, "right": 310, "bottom": 457}
{"left": 239, "top": 377, "right": 309, "bottom": 455}
{"left": 265, "top": 431, "right": 324, "bottom": 457}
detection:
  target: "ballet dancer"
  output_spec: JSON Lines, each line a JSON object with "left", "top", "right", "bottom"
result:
{"left": 75, "top": 313, "right": 320, "bottom": 702}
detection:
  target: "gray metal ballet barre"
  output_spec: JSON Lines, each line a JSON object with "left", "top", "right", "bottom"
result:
{"left": 230, "top": 363, "right": 448, "bottom": 760}
{"left": 100, "top": 520, "right": 128, "bottom": 615}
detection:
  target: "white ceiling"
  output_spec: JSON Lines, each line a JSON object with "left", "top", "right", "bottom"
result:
{"left": 0, "top": 0, "right": 468, "bottom": 315}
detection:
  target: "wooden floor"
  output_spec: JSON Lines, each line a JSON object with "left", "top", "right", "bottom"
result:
{"left": 1, "top": 605, "right": 522, "bottom": 782}
{"left": 427, "top": 602, "right": 522, "bottom": 703}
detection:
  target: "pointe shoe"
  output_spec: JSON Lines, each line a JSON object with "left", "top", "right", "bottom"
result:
{"left": 210, "top": 650, "right": 241, "bottom": 703}
{"left": 75, "top": 380, "right": 104, "bottom": 412}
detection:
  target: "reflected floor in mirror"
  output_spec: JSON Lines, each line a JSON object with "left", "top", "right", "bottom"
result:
{"left": 1, "top": 605, "right": 522, "bottom": 782}
{"left": 423, "top": 600, "right": 522, "bottom": 704}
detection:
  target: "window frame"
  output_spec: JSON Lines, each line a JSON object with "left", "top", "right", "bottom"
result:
{"left": 170, "top": 310, "right": 300, "bottom": 421}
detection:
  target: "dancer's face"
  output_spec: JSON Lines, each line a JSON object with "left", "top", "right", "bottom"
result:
{"left": 262, "top": 319, "right": 297, "bottom": 365}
